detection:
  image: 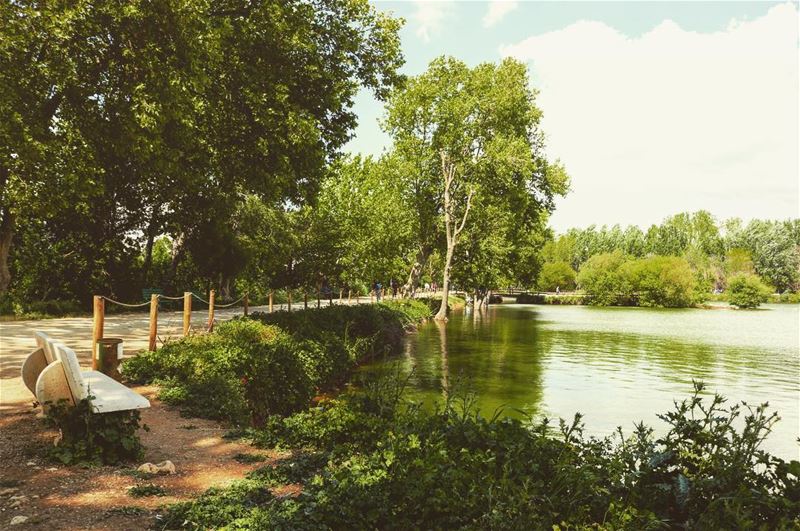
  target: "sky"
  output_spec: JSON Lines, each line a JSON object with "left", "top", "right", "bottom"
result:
{"left": 345, "top": 1, "right": 800, "bottom": 232}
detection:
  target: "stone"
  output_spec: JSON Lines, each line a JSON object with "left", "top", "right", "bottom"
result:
{"left": 137, "top": 463, "right": 159, "bottom": 475}
{"left": 0, "top": 487, "right": 19, "bottom": 496}
{"left": 10, "top": 516, "right": 29, "bottom": 525}
{"left": 155, "top": 460, "right": 176, "bottom": 474}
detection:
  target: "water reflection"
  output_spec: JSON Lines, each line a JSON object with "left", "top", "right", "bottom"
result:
{"left": 358, "top": 303, "right": 799, "bottom": 459}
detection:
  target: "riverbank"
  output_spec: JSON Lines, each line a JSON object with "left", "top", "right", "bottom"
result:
{"left": 133, "top": 303, "right": 799, "bottom": 529}
{"left": 5, "top": 302, "right": 797, "bottom": 529}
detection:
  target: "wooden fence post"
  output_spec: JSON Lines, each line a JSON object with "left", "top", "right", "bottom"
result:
{"left": 92, "top": 296, "right": 104, "bottom": 370}
{"left": 183, "top": 292, "right": 192, "bottom": 336}
{"left": 243, "top": 293, "right": 249, "bottom": 316}
{"left": 288, "top": 291, "right": 292, "bottom": 312}
{"left": 304, "top": 290, "right": 308, "bottom": 310}
{"left": 148, "top": 294, "right": 158, "bottom": 351}
{"left": 316, "top": 285, "right": 321, "bottom": 308}
{"left": 207, "top": 289, "right": 215, "bottom": 331}
{"left": 339, "top": 288, "right": 343, "bottom": 305}
{"left": 268, "top": 290, "right": 274, "bottom": 313}
{"left": 348, "top": 289, "right": 352, "bottom": 304}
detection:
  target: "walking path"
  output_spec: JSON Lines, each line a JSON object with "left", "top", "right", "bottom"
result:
{"left": 0, "top": 295, "right": 414, "bottom": 405}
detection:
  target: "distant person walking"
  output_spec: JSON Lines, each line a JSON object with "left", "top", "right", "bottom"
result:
{"left": 375, "top": 281, "right": 382, "bottom": 302}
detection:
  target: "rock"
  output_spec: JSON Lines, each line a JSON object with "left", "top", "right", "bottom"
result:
{"left": 46, "top": 467, "right": 58, "bottom": 472}
{"left": 0, "top": 487, "right": 19, "bottom": 496}
{"left": 138, "top": 460, "right": 176, "bottom": 475}
{"left": 10, "top": 516, "right": 28, "bottom": 525}
{"left": 155, "top": 460, "right": 176, "bottom": 474}
{"left": 9, "top": 495, "right": 28, "bottom": 508}
{"left": 25, "top": 461, "right": 35, "bottom": 466}
{"left": 137, "top": 463, "right": 159, "bottom": 475}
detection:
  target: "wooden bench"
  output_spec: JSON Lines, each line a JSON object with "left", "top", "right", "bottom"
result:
{"left": 22, "top": 332, "right": 150, "bottom": 414}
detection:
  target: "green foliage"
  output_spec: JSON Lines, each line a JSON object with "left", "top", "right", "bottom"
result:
{"left": 122, "top": 302, "right": 430, "bottom": 425}
{"left": 1, "top": 0, "right": 404, "bottom": 302}
{"left": 577, "top": 251, "right": 631, "bottom": 306}
{"left": 128, "top": 484, "right": 166, "bottom": 498}
{"left": 537, "top": 261, "right": 577, "bottom": 291}
{"left": 540, "top": 214, "right": 799, "bottom": 298}
{"left": 159, "top": 382, "right": 800, "bottom": 530}
{"left": 621, "top": 256, "right": 698, "bottom": 307}
{"left": 45, "top": 398, "right": 147, "bottom": 466}
{"left": 383, "top": 55, "right": 567, "bottom": 303}
{"left": 578, "top": 253, "right": 698, "bottom": 307}
{"left": 727, "top": 273, "right": 771, "bottom": 309}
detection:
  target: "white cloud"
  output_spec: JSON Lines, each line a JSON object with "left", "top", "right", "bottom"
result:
{"left": 501, "top": 3, "right": 799, "bottom": 230}
{"left": 483, "top": 0, "right": 518, "bottom": 28}
{"left": 413, "top": 1, "right": 453, "bottom": 42}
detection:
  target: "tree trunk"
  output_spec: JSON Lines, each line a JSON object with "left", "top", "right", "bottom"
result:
{"left": 434, "top": 152, "right": 474, "bottom": 321}
{"left": 434, "top": 245, "right": 454, "bottom": 320}
{"left": 403, "top": 244, "right": 431, "bottom": 298}
{"left": 169, "top": 233, "right": 185, "bottom": 291}
{"left": 141, "top": 212, "right": 159, "bottom": 284}
{"left": 0, "top": 209, "right": 14, "bottom": 295}
{"left": 0, "top": 164, "right": 14, "bottom": 295}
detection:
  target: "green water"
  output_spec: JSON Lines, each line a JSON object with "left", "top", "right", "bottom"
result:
{"left": 358, "top": 303, "right": 800, "bottom": 460}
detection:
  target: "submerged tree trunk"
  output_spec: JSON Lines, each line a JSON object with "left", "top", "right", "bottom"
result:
{"left": 435, "top": 153, "right": 474, "bottom": 321}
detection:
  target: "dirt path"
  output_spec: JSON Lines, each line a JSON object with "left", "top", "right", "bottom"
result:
{"left": 0, "top": 386, "right": 286, "bottom": 530}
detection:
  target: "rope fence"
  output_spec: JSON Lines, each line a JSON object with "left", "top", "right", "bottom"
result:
{"left": 91, "top": 284, "right": 398, "bottom": 364}
{"left": 91, "top": 290, "right": 251, "bottom": 364}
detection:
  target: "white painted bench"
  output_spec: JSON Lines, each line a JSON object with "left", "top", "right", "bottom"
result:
{"left": 21, "top": 332, "right": 150, "bottom": 414}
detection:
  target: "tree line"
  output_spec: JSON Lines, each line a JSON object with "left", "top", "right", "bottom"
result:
{"left": 537, "top": 211, "right": 800, "bottom": 307}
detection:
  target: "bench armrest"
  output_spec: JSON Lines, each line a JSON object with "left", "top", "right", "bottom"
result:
{"left": 21, "top": 347, "right": 49, "bottom": 395}
{"left": 35, "top": 360, "right": 75, "bottom": 412}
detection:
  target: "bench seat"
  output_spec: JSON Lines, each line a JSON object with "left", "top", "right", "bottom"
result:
{"left": 24, "top": 331, "right": 150, "bottom": 415}
{"left": 82, "top": 370, "right": 151, "bottom": 413}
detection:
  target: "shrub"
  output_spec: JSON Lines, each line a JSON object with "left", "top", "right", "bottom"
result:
{"left": 543, "top": 293, "right": 585, "bottom": 305}
{"left": 537, "top": 261, "right": 577, "bottom": 292}
{"left": 160, "top": 381, "right": 800, "bottom": 530}
{"left": 45, "top": 397, "right": 147, "bottom": 465}
{"left": 727, "top": 273, "right": 771, "bottom": 309}
{"left": 577, "top": 251, "right": 631, "bottom": 305}
{"left": 622, "top": 255, "right": 698, "bottom": 307}
{"left": 121, "top": 301, "right": 431, "bottom": 425}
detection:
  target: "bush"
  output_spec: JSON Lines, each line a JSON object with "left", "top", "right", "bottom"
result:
{"left": 728, "top": 273, "right": 771, "bottom": 309}
{"left": 577, "top": 251, "right": 631, "bottom": 305}
{"left": 121, "top": 301, "right": 431, "bottom": 425}
{"left": 578, "top": 253, "right": 699, "bottom": 308}
{"left": 160, "top": 382, "right": 800, "bottom": 530}
{"left": 45, "top": 397, "right": 147, "bottom": 465}
{"left": 622, "top": 255, "right": 698, "bottom": 307}
{"left": 537, "top": 261, "right": 577, "bottom": 292}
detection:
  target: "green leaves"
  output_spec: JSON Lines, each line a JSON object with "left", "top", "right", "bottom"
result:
{"left": 45, "top": 398, "right": 147, "bottom": 466}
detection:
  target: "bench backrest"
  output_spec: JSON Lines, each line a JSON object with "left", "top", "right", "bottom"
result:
{"left": 53, "top": 343, "right": 88, "bottom": 402}
{"left": 34, "top": 331, "right": 57, "bottom": 363}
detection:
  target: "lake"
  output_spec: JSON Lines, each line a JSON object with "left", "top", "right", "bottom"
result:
{"left": 357, "top": 303, "right": 800, "bottom": 460}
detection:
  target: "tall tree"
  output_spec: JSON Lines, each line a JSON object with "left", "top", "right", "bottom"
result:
{"left": 384, "top": 57, "right": 567, "bottom": 319}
